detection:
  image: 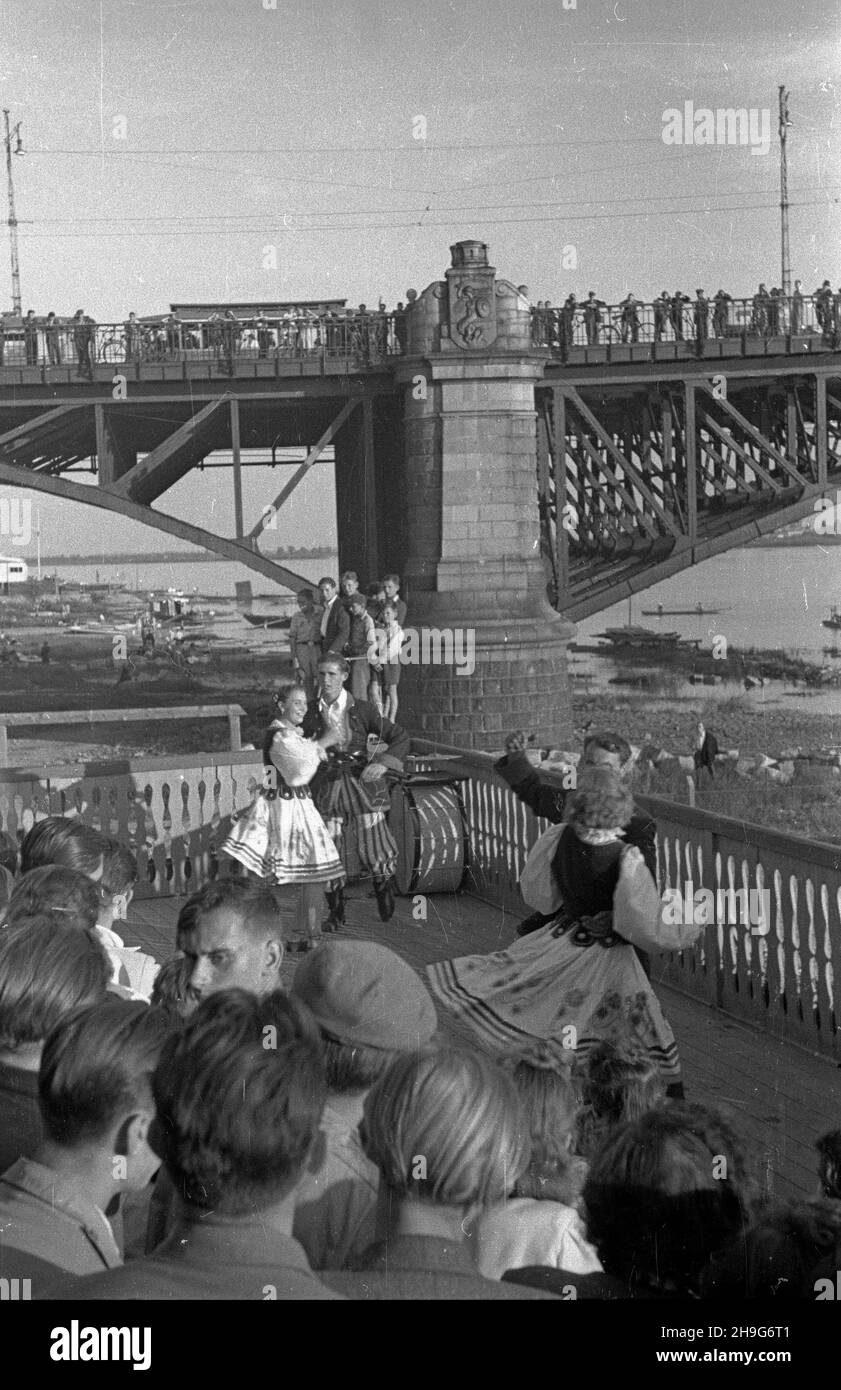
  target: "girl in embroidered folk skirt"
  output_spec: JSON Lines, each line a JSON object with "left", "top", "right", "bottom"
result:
{"left": 221, "top": 683, "right": 345, "bottom": 950}
{"left": 427, "top": 768, "right": 684, "bottom": 1088}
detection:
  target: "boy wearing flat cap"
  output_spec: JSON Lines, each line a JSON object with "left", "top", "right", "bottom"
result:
{"left": 291, "top": 940, "right": 437, "bottom": 1270}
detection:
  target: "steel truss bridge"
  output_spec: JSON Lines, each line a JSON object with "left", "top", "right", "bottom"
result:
{"left": 0, "top": 308, "right": 839, "bottom": 618}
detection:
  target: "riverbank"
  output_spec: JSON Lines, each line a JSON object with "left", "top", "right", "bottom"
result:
{"left": 577, "top": 693, "right": 841, "bottom": 844}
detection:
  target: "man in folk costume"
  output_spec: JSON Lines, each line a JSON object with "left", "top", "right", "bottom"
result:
{"left": 303, "top": 655, "right": 409, "bottom": 931}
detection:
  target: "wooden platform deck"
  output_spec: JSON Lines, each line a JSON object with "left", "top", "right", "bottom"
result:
{"left": 126, "top": 886, "right": 841, "bottom": 1205}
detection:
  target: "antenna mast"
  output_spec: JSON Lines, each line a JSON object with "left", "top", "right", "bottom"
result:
{"left": 3, "top": 110, "right": 23, "bottom": 314}
{"left": 778, "top": 86, "right": 791, "bottom": 297}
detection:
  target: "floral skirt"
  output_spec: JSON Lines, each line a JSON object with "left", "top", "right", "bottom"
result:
{"left": 221, "top": 788, "right": 346, "bottom": 886}
{"left": 426, "top": 919, "right": 681, "bottom": 1079}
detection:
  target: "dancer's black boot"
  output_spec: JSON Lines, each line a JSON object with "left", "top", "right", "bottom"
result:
{"left": 373, "top": 875, "right": 396, "bottom": 922}
{"left": 322, "top": 885, "right": 345, "bottom": 933}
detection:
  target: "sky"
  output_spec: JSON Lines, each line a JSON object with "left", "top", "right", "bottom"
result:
{"left": 1, "top": 0, "right": 839, "bottom": 559}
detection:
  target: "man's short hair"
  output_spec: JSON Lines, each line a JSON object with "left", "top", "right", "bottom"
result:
{"left": 382, "top": 573, "right": 400, "bottom": 587}
{"left": 151, "top": 989, "right": 325, "bottom": 1214}
{"left": 20, "top": 816, "right": 106, "bottom": 877}
{"left": 582, "top": 1102, "right": 756, "bottom": 1293}
{"left": 361, "top": 1047, "right": 529, "bottom": 1211}
{"left": 149, "top": 954, "right": 194, "bottom": 1022}
{"left": 318, "top": 654, "right": 349, "bottom": 676}
{"left": 175, "top": 877, "right": 280, "bottom": 947}
{"left": 317, "top": 576, "right": 337, "bottom": 590}
{"left": 340, "top": 571, "right": 358, "bottom": 584}
{"left": 39, "top": 999, "right": 175, "bottom": 1148}
{"left": 5, "top": 866, "right": 101, "bottom": 932}
{"left": 296, "top": 587, "right": 314, "bottom": 603}
{"left": 0, "top": 917, "right": 110, "bottom": 1050}
{"left": 100, "top": 840, "right": 139, "bottom": 899}
{"left": 583, "top": 731, "right": 631, "bottom": 766}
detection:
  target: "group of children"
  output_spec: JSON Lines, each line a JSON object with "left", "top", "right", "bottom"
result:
{"left": 289, "top": 570, "right": 406, "bottom": 721}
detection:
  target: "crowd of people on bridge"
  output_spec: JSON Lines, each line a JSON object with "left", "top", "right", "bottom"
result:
{"left": 533, "top": 279, "right": 841, "bottom": 353}
{"left": 0, "top": 300, "right": 414, "bottom": 376}
{"left": 5, "top": 275, "right": 840, "bottom": 377}
{"left": 0, "top": 707, "right": 838, "bottom": 1303}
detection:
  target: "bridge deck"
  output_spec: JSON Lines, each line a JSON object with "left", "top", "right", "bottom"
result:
{"left": 127, "top": 885, "right": 841, "bottom": 1206}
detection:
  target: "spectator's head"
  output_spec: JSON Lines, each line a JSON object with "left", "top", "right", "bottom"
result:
{"left": 149, "top": 953, "right": 196, "bottom": 1022}
{"left": 296, "top": 587, "right": 314, "bottom": 610}
{"left": 5, "top": 866, "right": 101, "bottom": 933}
{"left": 151, "top": 989, "right": 326, "bottom": 1216}
{"left": 340, "top": 571, "right": 359, "bottom": 597}
{"left": 367, "top": 582, "right": 386, "bottom": 604}
{"left": 292, "top": 941, "right": 437, "bottom": 1094}
{"left": 0, "top": 917, "right": 109, "bottom": 1062}
{"left": 502, "top": 1043, "right": 583, "bottom": 1205}
{"left": 816, "top": 1130, "right": 841, "bottom": 1201}
{"left": 702, "top": 1199, "right": 841, "bottom": 1299}
{"left": 566, "top": 768, "right": 634, "bottom": 834}
{"left": 317, "top": 655, "right": 349, "bottom": 704}
{"left": 574, "top": 1038, "right": 666, "bottom": 1159}
{"left": 175, "top": 878, "right": 283, "bottom": 1003}
{"left": 318, "top": 577, "right": 337, "bottom": 605}
{"left": 20, "top": 816, "right": 106, "bottom": 879}
{"left": 582, "top": 731, "right": 632, "bottom": 774}
{"left": 39, "top": 999, "right": 175, "bottom": 1192}
{"left": 348, "top": 593, "right": 368, "bottom": 617}
{"left": 582, "top": 1102, "right": 756, "bottom": 1295}
{"left": 361, "top": 1048, "right": 529, "bottom": 1235}
{"left": 382, "top": 574, "right": 400, "bottom": 599}
{"left": 99, "top": 839, "right": 139, "bottom": 928}
{"left": 382, "top": 603, "right": 398, "bottom": 626}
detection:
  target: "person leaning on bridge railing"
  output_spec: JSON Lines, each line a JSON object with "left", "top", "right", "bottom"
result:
{"left": 45, "top": 312, "right": 62, "bottom": 366}
{"left": 72, "top": 309, "right": 96, "bottom": 377}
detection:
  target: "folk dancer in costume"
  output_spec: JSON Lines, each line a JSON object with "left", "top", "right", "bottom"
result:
{"left": 303, "top": 654, "right": 409, "bottom": 931}
{"left": 500, "top": 729, "right": 656, "bottom": 944}
{"left": 220, "top": 682, "right": 345, "bottom": 951}
{"left": 427, "top": 767, "right": 691, "bottom": 1095}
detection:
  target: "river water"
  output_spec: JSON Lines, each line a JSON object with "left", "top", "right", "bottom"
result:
{"left": 45, "top": 544, "right": 841, "bottom": 717}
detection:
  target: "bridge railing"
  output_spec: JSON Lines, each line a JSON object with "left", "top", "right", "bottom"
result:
{"left": 0, "top": 312, "right": 408, "bottom": 371}
{"left": 531, "top": 293, "right": 836, "bottom": 355}
{"left": 409, "top": 739, "right": 841, "bottom": 1059}
{"left": 0, "top": 749, "right": 266, "bottom": 902}
{"left": 0, "top": 739, "right": 837, "bottom": 1056}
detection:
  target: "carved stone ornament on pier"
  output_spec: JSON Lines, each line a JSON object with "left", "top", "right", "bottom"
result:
{"left": 445, "top": 240, "right": 498, "bottom": 350}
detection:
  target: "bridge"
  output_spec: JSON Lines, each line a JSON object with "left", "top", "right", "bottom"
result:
{"left": 1, "top": 240, "right": 839, "bottom": 747}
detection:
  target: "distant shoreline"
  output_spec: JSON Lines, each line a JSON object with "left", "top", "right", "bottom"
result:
{"left": 32, "top": 548, "right": 338, "bottom": 566}
{"left": 28, "top": 539, "right": 838, "bottom": 565}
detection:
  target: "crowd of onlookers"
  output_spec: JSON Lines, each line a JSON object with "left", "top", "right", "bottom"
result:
{"left": 0, "top": 301, "right": 413, "bottom": 375}
{"left": 290, "top": 571, "right": 408, "bottom": 720}
{"left": 0, "top": 812, "right": 839, "bottom": 1300}
{"left": 6, "top": 277, "right": 839, "bottom": 376}
{"left": 532, "top": 279, "right": 841, "bottom": 352}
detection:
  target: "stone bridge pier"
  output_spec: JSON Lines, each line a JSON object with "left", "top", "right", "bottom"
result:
{"left": 394, "top": 241, "right": 575, "bottom": 751}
